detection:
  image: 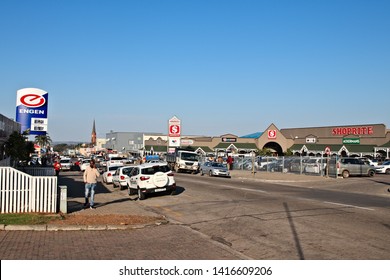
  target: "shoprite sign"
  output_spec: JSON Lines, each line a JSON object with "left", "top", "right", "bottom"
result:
{"left": 332, "top": 126, "right": 373, "bottom": 136}
{"left": 343, "top": 138, "right": 360, "bottom": 144}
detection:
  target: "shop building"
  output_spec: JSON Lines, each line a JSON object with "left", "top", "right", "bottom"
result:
{"left": 105, "top": 123, "right": 390, "bottom": 159}
{"left": 142, "top": 123, "right": 390, "bottom": 159}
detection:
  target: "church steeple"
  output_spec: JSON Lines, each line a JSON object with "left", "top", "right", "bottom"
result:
{"left": 91, "top": 119, "right": 97, "bottom": 146}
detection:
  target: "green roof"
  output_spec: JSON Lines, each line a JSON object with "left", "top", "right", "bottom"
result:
{"left": 289, "top": 144, "right": 376, "bottom": 153}
{"left": 344, "top": 144, "right": 376, "bottom": 153}
{"left": 379, "top": 141, "right": 390, "bottom": 148}
{"left": 193, "top": 146, "right": 214, "bottom": 153}
{"left": 144, "top": 145, "right": 167, "bottom": 152}
{"left": 289, "top": 144, "right": 343, "bottom": 151}
{"left": 214, "top": 142, "right": 258, "bottom": 150}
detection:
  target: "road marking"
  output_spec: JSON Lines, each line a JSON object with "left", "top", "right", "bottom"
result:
{"left": 221, "top": 185, "right": 269, "bottom": 194}
{"left": 323, "top": 201, "right": 375, "bottom": 211}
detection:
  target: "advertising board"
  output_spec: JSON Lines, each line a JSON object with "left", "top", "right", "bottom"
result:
{"left": 15, "top": 88, "right": 48, "bottom": 135}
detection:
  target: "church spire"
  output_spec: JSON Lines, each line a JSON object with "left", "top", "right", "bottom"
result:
{"left": 91, "top": 119, "right": 97, "bottom": 145}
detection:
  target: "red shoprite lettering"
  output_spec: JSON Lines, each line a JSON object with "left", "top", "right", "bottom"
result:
{"left": 332, "top": 126, "right": 373, "bottom": 136}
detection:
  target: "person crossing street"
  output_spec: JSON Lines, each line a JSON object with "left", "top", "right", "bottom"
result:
{"left": 83, "top": 159, "right": 100, "bottom": 209}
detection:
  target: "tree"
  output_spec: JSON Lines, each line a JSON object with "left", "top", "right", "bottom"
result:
{"left": 35, "top": 134, "right": 52, "bottom": 150}
{"left": 4, "top": 131, "right": 35, "bottom": 166}
{"left": 53, "top": 143, "right": 68, "bottom": 154}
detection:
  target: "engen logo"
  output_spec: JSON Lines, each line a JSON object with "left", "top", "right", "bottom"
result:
{"left": 20, "top": 94, "right": 46, "bottom": 108}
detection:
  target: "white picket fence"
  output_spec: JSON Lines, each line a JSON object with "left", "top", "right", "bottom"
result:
{"left": 0, "top": 167, "right": 58, "bottom": 213}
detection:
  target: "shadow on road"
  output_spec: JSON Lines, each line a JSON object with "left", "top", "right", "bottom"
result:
{"left": 283, "top": 202, "right": 305, "bottom": 260}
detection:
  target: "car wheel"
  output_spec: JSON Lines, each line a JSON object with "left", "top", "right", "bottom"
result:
{"left": 138, "top": 188, "right": 145, "bottom": 200}
{"left": 209, "top": 170, "right": 213, "bottom": 177}
{"left": 342, "top": 170, "right": 350, "bottom": 178}
{"left": 386, "top": 169, "right": 390, "bottom": 175}
{"left": 128, "top": 186, "right": 136, "bottom": 196}
{"left": 200, "top": 169, "right": 204, "bottom": 176}
{"left": 368, "top": 170, "right": 375, "bottom": 177}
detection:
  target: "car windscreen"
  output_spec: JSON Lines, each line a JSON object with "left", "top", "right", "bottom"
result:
{"left": 211, "top": 163, "right": 224, "bottom": 168}
{"left": 122, "top": 167, "right": 134, "bottom": 175}
{"left": 108, "top": 166, "right": 122, "bottom": 171}
{"left": 180, "top": 152, "right": 198, "bottom": 161}
{"left": 141, "top": 165, "right": 171, "bottom": 175}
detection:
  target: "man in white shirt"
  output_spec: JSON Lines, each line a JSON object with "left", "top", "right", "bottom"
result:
{"left": 83, "top": 159, "right": 100, "bottom": 209}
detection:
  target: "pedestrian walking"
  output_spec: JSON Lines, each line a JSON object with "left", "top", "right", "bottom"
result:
{"left": 83, "top": 159, "right": 100, "bottom": 209}
{"left": 227, "top": 156, "right": 234, "bottom": 170}
{"left": 53, "top": 160, "right": 61, "bottom": 176}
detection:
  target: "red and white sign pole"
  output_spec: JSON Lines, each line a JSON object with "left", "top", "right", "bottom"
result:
{"left": 168, "top": 116, "right": 181, "bottom": 152}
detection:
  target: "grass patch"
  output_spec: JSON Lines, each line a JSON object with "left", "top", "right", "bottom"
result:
{"left": 0, "top": 213, "right": 60, "bottom": 225}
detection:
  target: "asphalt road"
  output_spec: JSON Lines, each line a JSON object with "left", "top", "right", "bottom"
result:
{"left": 0, "top": 171, "right": 389, "bottom": 260}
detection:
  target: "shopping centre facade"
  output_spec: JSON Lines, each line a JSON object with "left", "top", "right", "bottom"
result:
{"left": 141, "top": 123, "right": 390, "bottom": 159}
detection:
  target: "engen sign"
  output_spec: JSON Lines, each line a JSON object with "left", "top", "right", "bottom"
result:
{"left": 16, "top": 88, "right": 48, "bottom": 135}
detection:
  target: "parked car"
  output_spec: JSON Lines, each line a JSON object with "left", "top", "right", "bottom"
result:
{"left": 257, "top": 157, "right": 278, "bottom": 169}
{"left": 261, "top": 159, "right": 284, "bottom": 172}
{"left": 102, "top": 164, "right": 124, "bottom": 184}
{"left": 80, "top": 159, "right": 91, "bottom": 172}
{"left": 106, "top": 156, "right": 124, "bottom": 166}
{"left": 288, "top": 158, "right": 306, "bottom": 173}
{"left": 60, "top": 158, "right": 72, "bottom": 171}
{"left": 304, "top": 158, "right": 327, "bottom": 174}
{"left": 200, "top": 162, "right": 230, "bottom": 177}
{"left": 126, "top": 162, "right": 176, "bottom": 200}
{"left": 357, "top": 157, "right": 379, "bottom": 167}
{"left": 112, "top": 166, "right": 135, "bottom": 190}
{"left": 124, "top": 157, "right": 136, "bottom": 164}
{"left": 375, "top": 161, "right": 390, "bottom": 174}
{"left": 329, "top": 157, "right": 376, "bottom": 178}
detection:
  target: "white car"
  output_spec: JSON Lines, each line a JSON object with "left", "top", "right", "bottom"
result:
{"left": 304, "top": 158, "right": 327, "bottom": 174}
{"left": 375, "top": 161, "right": 390, "bottom": 174}
{"left": 102, "top": 164, "right": 124, "bottom": 184}
{"left": 112, "top": 166, "right": 135, "bottom": 190}
{"left": 106, "top": 156, "right": 124, "bottom": 166}
{"left": 357, "top": 157, "right": 379, "bottom": 167}
{"left": 80, "top": 159, "right": 92, "bottom": 172}
{"left": 60, "top": 158, "right": 72, "bottom": 171}
{"left": 126, "top": 162, "right": 176, "bottom": 200}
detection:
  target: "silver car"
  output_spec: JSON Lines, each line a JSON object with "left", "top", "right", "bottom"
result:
{"left": 200, "top": 162, "right": 230, "bottom": 178}
{"left": 329, "top": 157, "right": 376, "bottom": 178}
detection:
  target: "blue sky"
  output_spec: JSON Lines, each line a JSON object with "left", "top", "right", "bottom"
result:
{"left": 1, "top": 0, "right": 389, "bottom": 142}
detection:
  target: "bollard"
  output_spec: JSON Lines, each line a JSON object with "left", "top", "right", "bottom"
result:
{"left": 59, "top": 185, "right": 67, "bottom": 214}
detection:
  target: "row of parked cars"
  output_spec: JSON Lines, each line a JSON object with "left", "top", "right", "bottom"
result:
{"left": 233, "top": 156, "right": 390, "bottom": 178}
{"left": 101, "top": 161, "right": 176, "bottom": 200}
{"left": 101, "top": 158, "right": 233, "bottom": 200}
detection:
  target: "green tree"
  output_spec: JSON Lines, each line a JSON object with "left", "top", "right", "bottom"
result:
{"left": 5, "top": 131, "right": 35, "bottom": 166}
{"left": 284, "top": 148, "right": 293, "bottom": 156}
{"left": 53, "top": 143, "right": 69, "bottom": 154}
{"left": 258, "top": 148, "right": 273, "bottom": 156}
{"left": 35, "top": 134, "right": 52, "bottom": 150}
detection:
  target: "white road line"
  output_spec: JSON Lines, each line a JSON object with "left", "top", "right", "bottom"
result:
{"left": 324, "top": 201, "right": 375, "bottom": 211}
{"left": 225, "top": 185, "right": 269, "bottom": 194}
